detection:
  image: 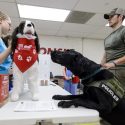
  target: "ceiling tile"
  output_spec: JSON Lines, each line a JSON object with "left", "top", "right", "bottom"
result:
{"left": 57, "top": 30, "right": 89, "bottom": 38}
{"left": 116, "top": 0, "right": 125, "bottom": 9}
{"left": 86, "top": 14, "right": 108, "bottom": 26}
{"left": 60, "top": 23, "right": 101, "bottom": 33}
{"left": 8, "top": 17, "right": 20, "bottom": 34}
{"left": 65, "top": 11, "right": 95, "bottom": 24}
{"left": 16, "top": 0, "right": 79, "bottom": 10}
{"left": 74, "top": 0, "right": 118, "bottom": 13}
{"left": 1, "top": 0, "right": 125, "bottom": 39}
{"left": 36, "top": 28, "right": 58, "bottom": 36}
{"left": 20, "top": 19, "right": 63, "bottom": 31}
{"left": 11, "top": 17, "right": 20, "bottom": 27}
{"left": 0, "top": 0, "right": 15, "bottom": 2}
{"left": 0, "top": 2, "right": 19, "bottom": 18}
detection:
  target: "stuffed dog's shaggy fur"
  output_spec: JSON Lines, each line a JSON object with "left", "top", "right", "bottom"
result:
{"left": 11, "top": 20, "right": 40, "bottom": 101}
{"left": 51, "top": 49, "right": 125, "bottom": 125}
{"left": 11, "top": 21, "right": 40, "bottom": 54}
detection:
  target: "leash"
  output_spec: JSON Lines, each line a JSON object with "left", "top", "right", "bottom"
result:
{"left": 82, "top": 67, "right": 105, "bottom": 81}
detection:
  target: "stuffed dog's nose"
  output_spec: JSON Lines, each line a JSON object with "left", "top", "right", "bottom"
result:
{"left": 27, "top": 24, "right": 32, "bottom": 27}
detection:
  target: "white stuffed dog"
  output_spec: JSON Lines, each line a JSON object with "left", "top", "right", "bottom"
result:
{"left": 11, "top": 20, "right": 40, "bottom": 101}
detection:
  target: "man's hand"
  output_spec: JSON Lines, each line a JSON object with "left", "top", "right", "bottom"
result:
{"left": 102, "top": 62, "right": 115, "bottom": 69}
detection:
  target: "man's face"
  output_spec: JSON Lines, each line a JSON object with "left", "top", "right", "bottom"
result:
{"left": 108, "top": 14, "right": 120, "bottom": 28}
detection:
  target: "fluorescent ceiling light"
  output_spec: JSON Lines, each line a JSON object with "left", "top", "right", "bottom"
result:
{"left": 105, "top": 20, "right": 125, "bottom": 26}
{"left": 17, "top": 4, "right": 70, "bottom": 22}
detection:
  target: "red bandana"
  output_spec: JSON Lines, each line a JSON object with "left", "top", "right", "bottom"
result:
{"left": 14, "top": 38, "right": 38, "bottom": 73}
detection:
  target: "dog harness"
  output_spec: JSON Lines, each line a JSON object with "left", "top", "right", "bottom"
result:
{"left": 86, "top": 68, "right": 125, "bottom": 106}
{"left": 13, "top": 37, "right": 38, "bottom": 73}
{"left": 83, "top": 67, "right": 125, "bottom": 106}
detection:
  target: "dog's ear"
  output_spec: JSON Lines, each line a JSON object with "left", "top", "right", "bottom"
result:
{"left": 11, "top": 27, "right": 19, "bottom": 53}
{"left": 34, "top": 31, "right": 40, "bottom": 53}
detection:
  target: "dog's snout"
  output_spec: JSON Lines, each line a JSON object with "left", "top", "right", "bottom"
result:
{"left": 27, "top": 24, "right": 32, "bottom": 27}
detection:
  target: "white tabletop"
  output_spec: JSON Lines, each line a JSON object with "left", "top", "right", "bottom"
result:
{"left": 0, "top": 82, "right": 99, "bottom": 125}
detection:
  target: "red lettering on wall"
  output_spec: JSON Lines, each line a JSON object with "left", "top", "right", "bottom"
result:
{"left": 40, "top": 47, "right": 46, "bottom": 54}
{"left": 47, "top": 48, "right": 52, "bottom": 54}
{"left": 40, "top": 47, "right": 67, "bottom": 54}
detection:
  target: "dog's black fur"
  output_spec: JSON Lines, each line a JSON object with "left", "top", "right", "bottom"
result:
{"left": 51, "top": 49, "right": 125, "bottom": 125}
{"left": 11, "top": 21, "right": 40, "bottom": 54}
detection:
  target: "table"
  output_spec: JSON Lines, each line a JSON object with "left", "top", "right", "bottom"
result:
{"left": 0, "top": 81, "right": 100, "bottom": 125}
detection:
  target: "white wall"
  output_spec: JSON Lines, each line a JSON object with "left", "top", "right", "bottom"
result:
{"left": 39, "top": 35, "right": 82, "bottom": 76}
{"left": 82, "top": 38, "right": 104, "bottom": 63}
{"left": 39, "top": 35, "right": 104, "bottom": 76}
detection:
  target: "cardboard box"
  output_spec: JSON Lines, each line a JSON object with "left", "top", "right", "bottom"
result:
{"left": 0, "top": 74, "right": 9, "bottom": 107}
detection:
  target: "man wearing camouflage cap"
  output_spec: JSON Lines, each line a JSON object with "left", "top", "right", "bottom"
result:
{"left": 101, "top": 8, "right": 125, "bottom": 125}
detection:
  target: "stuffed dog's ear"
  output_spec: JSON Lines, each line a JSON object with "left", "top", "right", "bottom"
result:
{"left": 11, "top": 27, "right": 19, "bottom": 53}
{"left": 34, "top": 31, "right": 40, "bottom": 53}
{"left": 18, "top": 21, "right": 25, "bottom": 34}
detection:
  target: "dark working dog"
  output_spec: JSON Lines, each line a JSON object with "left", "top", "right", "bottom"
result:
{"left": 51, "top": 49, "right": 125, "bottom": 125}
